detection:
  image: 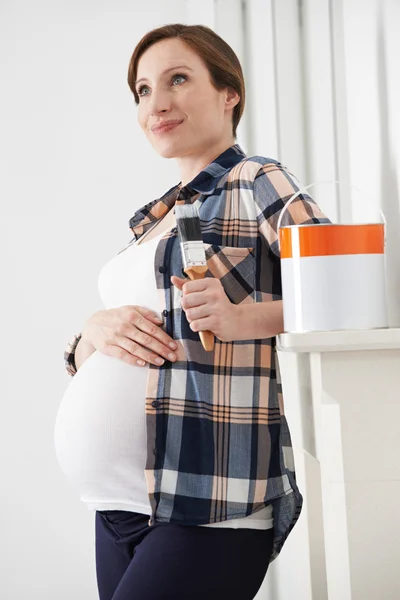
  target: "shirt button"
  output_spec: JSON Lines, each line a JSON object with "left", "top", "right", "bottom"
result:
{"left": 152, "top": 400, "right": 161, "bottom": 408}
{"left": 162, "top": 309, "right": 168, "bottom": 316}
{"left": 159, "top": 265, "right": 166, "bottom": 273}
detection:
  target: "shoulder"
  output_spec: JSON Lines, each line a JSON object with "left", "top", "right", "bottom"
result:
{"left": 228, "top": 155, "right": 297, "bottom": 184}
{"left": 248, "top": 156, "right": 298, "bottom": 182}
{"left": 227, "top": 155, "right": 302, "bottom": 203}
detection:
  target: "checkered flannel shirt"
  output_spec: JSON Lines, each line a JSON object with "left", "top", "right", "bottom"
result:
{"left": 64, "top": 143, "right": 330, "bottom": 561}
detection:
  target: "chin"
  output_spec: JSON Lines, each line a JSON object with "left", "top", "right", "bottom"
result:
{"left": 150, "top": 139, "right": 187, "bottom": 159}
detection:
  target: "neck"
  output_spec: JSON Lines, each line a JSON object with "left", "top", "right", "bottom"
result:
{"left": 177, "top": 137, "right": 235, "bottom": 187}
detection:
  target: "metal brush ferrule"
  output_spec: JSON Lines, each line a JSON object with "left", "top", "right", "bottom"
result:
{"left": 180, "top": 241, "right": 207, "bottom": 268}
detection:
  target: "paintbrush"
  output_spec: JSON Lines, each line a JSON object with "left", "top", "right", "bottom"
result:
{"left": 174, "top": 202, "right": 215, "bottom": 352}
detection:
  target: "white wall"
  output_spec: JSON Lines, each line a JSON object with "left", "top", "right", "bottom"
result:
{"left": 340, "top": 0, "right": 400, "bottom": 327}
{"left": 245, "top": 0, "right": 400, "bottom": 327}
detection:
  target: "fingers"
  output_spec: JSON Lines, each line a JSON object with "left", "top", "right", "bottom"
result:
{"left": 184, "top": 303, "right": 211, "bottom": 323}
{"left": 116, "top": 306, "right": 178, "bottom": 367}
{"left": 180, "top": 290, "right": 206, "bottom": 309}
{"left": 169, "top": 275, "right": 186, "bottom": 291}
{"left": 188, "top": 315, "right": 214, "bottom": 333}
{"left": 130, "top": 312, "right": 177, "bottom": 350}
{"left": 104, "top": 342, "right": 165, "bottom": 367}
{"left": 133, "top": 306, "right": 164, "bottom": 324}
{"left": 86, "top": 306, "right": 178, "bottom": 369}
{"left": 171, "top": 277, "right": 210, "bottom": 295}
{"left": 109, "top": 333, "right": 177, "bottom": 368}
{"left": 180, "top": 284, "right": 221, "bottom": 311}
{"left": 133, "top": 327, "right": 178, "bottom": 363}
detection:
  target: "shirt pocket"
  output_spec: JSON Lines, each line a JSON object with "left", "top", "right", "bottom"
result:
{"left": 203, "top": 244, "right": 255, "bottom": 305}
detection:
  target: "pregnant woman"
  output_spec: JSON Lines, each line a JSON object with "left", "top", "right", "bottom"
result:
{"left": 54, "top": 23, "right": 329, "bottom": 600}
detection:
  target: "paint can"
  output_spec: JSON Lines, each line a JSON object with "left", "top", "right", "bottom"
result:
{"left": 278, "top": 182, "right": 388, "bottom": 333}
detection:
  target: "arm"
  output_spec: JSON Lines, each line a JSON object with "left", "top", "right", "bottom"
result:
{"left": 254, "top": 162, "right": 331, "bottom": 260}
{"left": 234, "top": 300, "right": 283, "bottom": 341}
{"left": 74, "top": 336, "right": 96, "bottom": 371}
{"left": 171, "top": 164, "right": 331, "bottom": 343}
{"left": 231, "top": 163, "right": 331, "bottom": 341}
{"left": 171, "top": 278, "right": 284, "bottom": 343}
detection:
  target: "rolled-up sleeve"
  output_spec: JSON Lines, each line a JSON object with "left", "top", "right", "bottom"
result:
{"left": 254, "top": 163, "right": 331, "bottom": 259}
{"left": 64, "top": 332, "right": 82, "bottom": 376}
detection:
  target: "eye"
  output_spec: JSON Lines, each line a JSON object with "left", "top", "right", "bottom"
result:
{"left": 171, "top": 73, "right": 187, "bottom": 86}
{"left": 136, "top": 73, "right": 187, "bottom": 97}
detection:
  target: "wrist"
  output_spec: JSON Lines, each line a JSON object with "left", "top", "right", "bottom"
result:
{"left": 228, "top": 301, "right": 284, "bottom": 342}
{"left": 228, "top": 303, "right": 247, "bottom": 341}
{"left": 81, "top": 331, "right": 95, "bottom": 350}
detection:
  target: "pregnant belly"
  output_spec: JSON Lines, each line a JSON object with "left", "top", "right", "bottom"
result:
{"left": 54, "top": 351, "right": 149, "bottom": 490}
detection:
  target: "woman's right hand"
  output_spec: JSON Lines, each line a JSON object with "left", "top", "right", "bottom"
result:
{"left": 81, "top": 306, "right": 177, "bottom": 367}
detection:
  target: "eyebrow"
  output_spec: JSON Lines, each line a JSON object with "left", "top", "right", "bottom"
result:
{"left": 135, "top": 66, "right": 194, "bottom": 87}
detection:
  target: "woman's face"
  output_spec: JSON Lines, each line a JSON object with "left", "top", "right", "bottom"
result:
{"left": 135, "top": 38, "right": 238, "bottom": 159}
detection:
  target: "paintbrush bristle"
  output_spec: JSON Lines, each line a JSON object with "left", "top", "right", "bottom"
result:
{"left": 174, "top": 202, "right": 207, "bottom": 268}
{"left": 174, "top": 203, "right": 203, "bottom": 242}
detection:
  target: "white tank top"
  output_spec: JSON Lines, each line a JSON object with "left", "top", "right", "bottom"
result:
{"left": 54, "top": 228, "right": 273, "bottom": 529}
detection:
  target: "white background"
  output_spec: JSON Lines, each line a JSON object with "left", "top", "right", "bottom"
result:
{"left": 1, "top": 0, "right": 399, "bottom": 598}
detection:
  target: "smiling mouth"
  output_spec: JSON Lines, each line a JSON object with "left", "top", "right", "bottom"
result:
{"left": 152, "top": 121, "right": 183, "bottom": 134}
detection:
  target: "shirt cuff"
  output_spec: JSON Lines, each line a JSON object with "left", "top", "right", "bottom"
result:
{"left": 64, "top": 332, "right": 82, "bottom": 376}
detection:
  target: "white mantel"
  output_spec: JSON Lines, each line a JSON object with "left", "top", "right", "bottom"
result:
{"left": 277, "top": 327, "right": 400, "bottom": 353}
{"left": 257, "top": 328, "right": 400, "bottom": 600}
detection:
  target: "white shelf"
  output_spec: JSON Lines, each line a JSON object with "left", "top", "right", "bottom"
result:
{"left": 277, "top": 328, "right": 400, "bottom": 353}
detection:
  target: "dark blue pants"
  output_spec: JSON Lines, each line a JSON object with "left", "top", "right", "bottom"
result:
{"left": 95, "top": 510, "right": 274, "bottom": 600}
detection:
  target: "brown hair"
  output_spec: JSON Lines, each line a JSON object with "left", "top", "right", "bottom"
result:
{"left": 127, "top": 23, "right": 245, "bottom": 139}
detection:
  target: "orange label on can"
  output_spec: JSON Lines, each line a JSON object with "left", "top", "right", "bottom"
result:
{"left": 280, "top": 224, "right": 384, "bottom": 258}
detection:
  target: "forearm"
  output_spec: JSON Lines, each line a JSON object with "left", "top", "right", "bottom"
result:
{"left": 233, "top": 300, "right": 284, "bottom": 341}
{"left": 74, "top": 336, "right": 96, "bottom": 371}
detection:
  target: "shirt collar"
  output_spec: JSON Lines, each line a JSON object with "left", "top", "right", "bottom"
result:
{"left": 129, "top": 143, "right": 247, "bottom": 235}
{"left": 184, "top": 143, "right": 247, "bottom": 195}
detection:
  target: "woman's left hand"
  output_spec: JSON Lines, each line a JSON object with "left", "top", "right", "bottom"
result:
{"left": 170, "top": 275, "right": 240, "bottom": 343}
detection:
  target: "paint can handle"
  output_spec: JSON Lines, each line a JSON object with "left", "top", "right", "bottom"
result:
{"left": 276, "top": 180, "right": 386, "bottom": 252}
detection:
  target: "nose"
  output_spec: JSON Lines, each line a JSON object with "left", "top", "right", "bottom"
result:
{"left": 147, "top": 87, "right": 171, "bottom": 118}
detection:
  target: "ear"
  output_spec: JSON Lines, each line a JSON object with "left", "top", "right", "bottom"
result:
{"left": 225, "top": 87, "right": 240, "bottom": 110}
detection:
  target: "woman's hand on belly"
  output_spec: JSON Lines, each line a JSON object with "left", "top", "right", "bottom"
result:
{"left": 81, "top": 306, "right": 178, "bottom": 367}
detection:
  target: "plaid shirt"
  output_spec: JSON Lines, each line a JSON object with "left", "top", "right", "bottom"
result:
{"left": 64, "top": 143, "right": 330, "bottom": 561}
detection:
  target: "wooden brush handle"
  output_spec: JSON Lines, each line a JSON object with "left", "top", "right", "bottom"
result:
{"left": 184, "top": 266, "right": 215, "bottom": 352}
